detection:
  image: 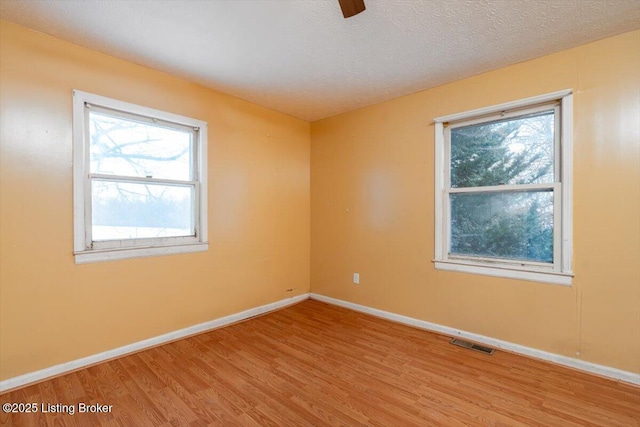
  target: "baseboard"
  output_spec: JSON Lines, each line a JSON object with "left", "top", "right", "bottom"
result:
{"left": 0, "top": 293, "right": 309, "bottom": 393}
{"left": 4, "top": 292, "right": 637, "bottom": 393}
{"left": 310, "top": 293, "right": 640, "bottom": 386}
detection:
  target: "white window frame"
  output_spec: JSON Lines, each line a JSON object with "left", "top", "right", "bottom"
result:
{"left": 433, "top": 90, "right": 573, "bottom": 285}
{"left": 72, "top": 90, "right": 208, "bottom": 264}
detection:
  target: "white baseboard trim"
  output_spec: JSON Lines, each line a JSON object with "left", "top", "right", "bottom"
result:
{"left": 0, "top": 293, "right": 309, "bottom": 393}
{"left": 310, "top": 293, "right": 640, "bottom": 386}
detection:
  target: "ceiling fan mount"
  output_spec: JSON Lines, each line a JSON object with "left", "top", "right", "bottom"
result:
{"left": 338, "top": 0, "right": 366, "bottom": 18}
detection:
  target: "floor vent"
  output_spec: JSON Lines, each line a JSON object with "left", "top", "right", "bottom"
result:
{"left": 450, "top": 338, "right": 495, "bottom": 355}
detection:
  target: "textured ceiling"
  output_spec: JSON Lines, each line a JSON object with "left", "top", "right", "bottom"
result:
{"left": 1, "top": 0, "right": 639, "bottom": 121}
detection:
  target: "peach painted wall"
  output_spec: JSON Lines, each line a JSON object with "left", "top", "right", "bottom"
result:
{"left": 0, "top": 21, "right": 310, "bottom": 380}
{"left": 311, "top": 30, "right": 640, "bottom": 373}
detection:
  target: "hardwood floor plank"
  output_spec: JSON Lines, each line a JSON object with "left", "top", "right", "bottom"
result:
{"left": 2, "top": 299, "right": 639, "bottom": 426}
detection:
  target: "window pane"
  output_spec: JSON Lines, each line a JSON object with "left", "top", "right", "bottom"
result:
{"left": 89, "top": 111, "right": 192, "bottom": 180}
{"left": 451, "top": 111, "right": 554, "bottom": 188}
{"left": 92, "top": 180, "right": 194, "bottom": 241}
{"left": 450, "top": 191, "right": 553, "bottom": 263}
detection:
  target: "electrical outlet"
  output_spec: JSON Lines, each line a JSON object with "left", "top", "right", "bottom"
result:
{"left": 353, "top": 273, "right": 360, "bottom": 284}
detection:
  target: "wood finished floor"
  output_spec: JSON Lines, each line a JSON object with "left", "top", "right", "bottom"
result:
{"left": 1, "top": 299, "right": 639, "bottom": 426}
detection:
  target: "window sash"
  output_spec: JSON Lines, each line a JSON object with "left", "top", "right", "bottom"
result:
{"left": 86, "top": 176, "right": 200, "bottom": 250}
{"left": 443, "top": 101, "right": 560, "bottom": 269}
{"left": 85, "top": 104, "right": 199, "bottom": 182}
{"left": 445, "top": 103, "right": 560, "bottom": 189}
{"left": 443, "top": 184, "right": 561, "bottom": 270}
{"left": 83, "top": 105, "right": 201, "bottom": 250}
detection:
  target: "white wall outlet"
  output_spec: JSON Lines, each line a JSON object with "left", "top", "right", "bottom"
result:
{"left": 353, "top": 273, "right": 360, "bottom": 284}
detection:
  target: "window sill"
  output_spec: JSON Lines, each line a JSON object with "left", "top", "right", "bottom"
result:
{"left": 434, "top": 259, "right": 573, "bottom": 286}
{"left": 75, "top": 242, "right": 208, "bottom": 264}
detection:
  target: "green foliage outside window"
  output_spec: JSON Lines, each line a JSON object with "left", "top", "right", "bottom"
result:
{"left": 449, "top": 111, "right": 555, "bottom": 263}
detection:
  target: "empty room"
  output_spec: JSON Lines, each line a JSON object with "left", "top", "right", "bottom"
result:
{"left": 1, "top": 0, "right": 639, "bottom": 425}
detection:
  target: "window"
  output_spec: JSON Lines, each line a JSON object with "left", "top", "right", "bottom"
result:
{"left": 73, "top": 90, "right": 208, "bottom": 263}
{"left": 433, "top": 90, "right": 573, "bottom": 285}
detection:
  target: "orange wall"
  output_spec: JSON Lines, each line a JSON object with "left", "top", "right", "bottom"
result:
{"left": 311, "top": 30, "right": 640, "bottom": 373}
{"left": 0, "top": 21, "right": 310, "bottom": 381}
